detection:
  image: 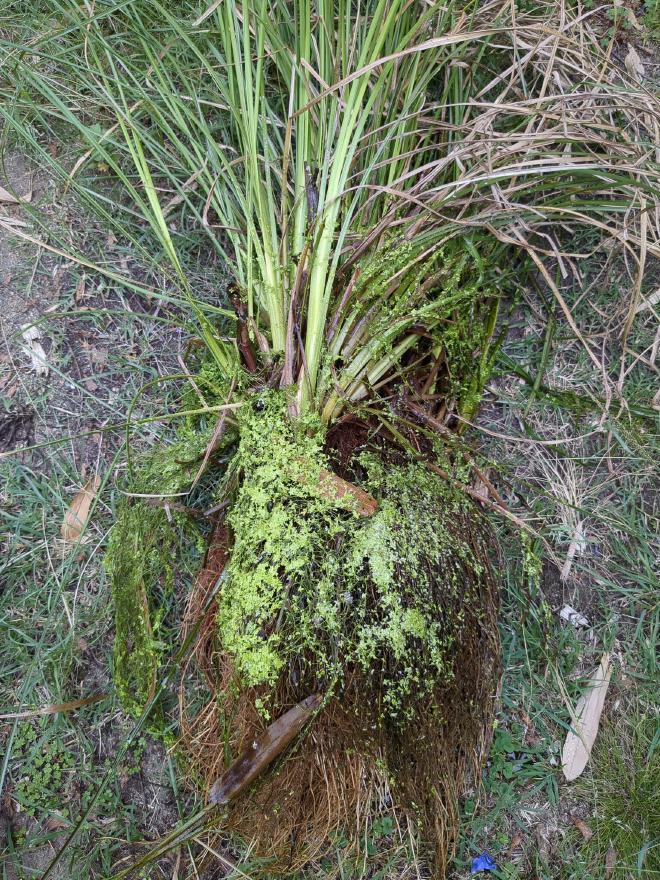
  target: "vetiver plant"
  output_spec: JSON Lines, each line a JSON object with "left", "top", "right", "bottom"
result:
{"left": 2, "top": 0, "right": 658, "bottom": 873}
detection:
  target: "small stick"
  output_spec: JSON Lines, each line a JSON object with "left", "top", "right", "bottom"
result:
{"left": 209, "top": 694, "right": 322, "bottom": 805}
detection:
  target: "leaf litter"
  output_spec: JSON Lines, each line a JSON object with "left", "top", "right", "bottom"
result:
{"left": 61, "top": 475, "right": 101, "bottom": 544}
{"left": 20, "top": 324, "right": 49, "bottom": 377}
{"left": 562, "top": 653, "right": 613, "bottom": 782}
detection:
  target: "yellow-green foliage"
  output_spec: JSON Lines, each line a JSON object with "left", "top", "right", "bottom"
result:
{"left": 219, "top": 392, "right": 488, "bottom": 720}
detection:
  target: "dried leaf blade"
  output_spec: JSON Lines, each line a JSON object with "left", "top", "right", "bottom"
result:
{"left": 61, "top": 475, "right": 101, "bottom": 542}
{"left": 562, "top": 652, "right": 612, "bottom": 781}
{"left": 0, "top": 184, "right": 33, "bottom": 204}
{"left": 570, "top": 814, "right": 594, "bottom": 841}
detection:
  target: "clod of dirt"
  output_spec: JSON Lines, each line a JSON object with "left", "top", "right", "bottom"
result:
{"left": 0, "top": 406, "right": 34, "bottom": 452}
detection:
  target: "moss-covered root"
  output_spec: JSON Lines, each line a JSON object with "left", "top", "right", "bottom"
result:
{"left": 104, "top": 432, "right": 212, "bottom": 716}
{"left": 105, "top": 503, "right": 160, "bottom": 714}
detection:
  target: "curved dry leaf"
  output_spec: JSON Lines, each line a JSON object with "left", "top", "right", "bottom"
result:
{"left": 570, "top": 815, "right": 593, "bottom": 841}
{"left": 0, "top": 692, "right": 106, "bottom": 720}
{"left": 624, "top": 44, "right": 644, "bottom": 81}
{"left": 605, "top": 845, "right": 617, "bottom": 879}
{"left": 562, "top": 652, "right": 612, "bottom": 781}
{"left": 319, "top": 468, "right": 378, "bottom": 516}
{"left": 290, "top": 458, "right": 378, "bottom": 516}
{"left": 21, "top": 324, "right": 49, "bottom": 377}
{"left": 61, "top": 475, "right": 101, "bottom": 543}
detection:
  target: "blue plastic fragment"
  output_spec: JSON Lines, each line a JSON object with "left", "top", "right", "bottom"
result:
{"left": 470, "top": 851, "right": 498, "bottom": 873}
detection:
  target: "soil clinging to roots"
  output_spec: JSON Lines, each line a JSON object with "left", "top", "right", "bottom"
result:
{"left": 178, "top": 394, "right": 501, "bottom": 874}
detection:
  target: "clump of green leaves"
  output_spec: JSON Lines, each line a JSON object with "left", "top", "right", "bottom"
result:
{"left": 11, "top": 719, "right": 75, "bottom": 818}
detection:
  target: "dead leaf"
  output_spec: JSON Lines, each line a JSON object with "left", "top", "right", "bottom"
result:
{"left": 471, "top": 473, "right": 490, "bottom": 502}
{"left": 61, "top": 475, "right": 101, "bottom": 543}
{"left": 570, "top": 814, "right": 594, "bottom": 841}
{"left": 194, "top": 0, "right": 223, "bottom": 26}
{"left": 0, "top": 691, "right": 106, "bottom": 720}
{"left": 20, "top": 324, "right": 49, "bottom": 377}
{"left": 505, "top": 832, "right": 524, "bottom": 856}
{"left": 44, "top": 814, "right": 68, "bottom": 831}
{"left": 562, "top": 653, "right": 612, "bottom": 781}
{"left": 319, "top": 468, "right": 378, "bottom": 516}
{"left": 624, "top": 44, "right": 644, "bottom": 81}
{"left": 605, "top": 845, "right": 617, "bottom": 879}
{"left": 0, "top": 184, "right": 32, "bottom": 204}
{"left": 74, "top": 276, "right": 86, "bottom": 302}
{"left": 634, "top": 287, "right": 660, "bottom": 314}
{"left": 89, "top": 347, "right": 108, "bottom": 365}
{"left": 560, "top": 605, "right": 589, "bottom": 628}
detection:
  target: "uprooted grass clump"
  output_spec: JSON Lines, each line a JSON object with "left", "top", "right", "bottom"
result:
{"left": 166, "top": 391, "right": 501, "bottom": 873}
{"left": 104, "top": 381, "right": 501, "bottom": 872}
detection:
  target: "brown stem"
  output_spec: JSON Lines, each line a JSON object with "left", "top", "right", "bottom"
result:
{"left": 209, "top": 694, "right": 323, "bottom": 805}
{"left": 232, "top": 292, "right": 258, "bottom": 373}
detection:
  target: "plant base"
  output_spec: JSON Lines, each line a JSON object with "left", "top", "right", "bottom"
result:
{"left": 179, "top": 412, "right": 501, "bottom": 874}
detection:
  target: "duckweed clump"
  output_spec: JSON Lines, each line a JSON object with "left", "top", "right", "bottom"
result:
{"left": 219, "top": 391, "right": 491, "bottom": 721}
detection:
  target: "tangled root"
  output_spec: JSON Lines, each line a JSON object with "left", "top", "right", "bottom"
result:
{"left": 179, "top": 441, "right": 500, "bottom": 875}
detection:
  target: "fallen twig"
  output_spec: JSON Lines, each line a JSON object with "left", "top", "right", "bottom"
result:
{"left": 209, "top": 694, "right": 322, "bottom": 805}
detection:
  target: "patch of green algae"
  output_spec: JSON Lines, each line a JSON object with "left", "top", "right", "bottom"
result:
{"left": 105, "top": 363, "right": 239, "bottom": 717}
{"left": 219, "top": 391, "right": 486, "bottom": 721}
{"left": 104, "top": 430, "right": 216, "bottom": 716}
